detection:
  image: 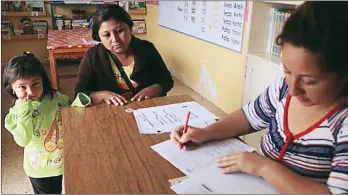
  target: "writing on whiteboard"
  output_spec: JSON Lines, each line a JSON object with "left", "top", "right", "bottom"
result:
{"left": 159, "top": 1, "right": 246, "bottom": 52}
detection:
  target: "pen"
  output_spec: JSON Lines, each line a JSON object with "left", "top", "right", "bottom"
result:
{"left": 180, "top": 111, "right": 191, "bottom": 150}
{"left": 183, "top": 111, "right": 191, "bottom": 133}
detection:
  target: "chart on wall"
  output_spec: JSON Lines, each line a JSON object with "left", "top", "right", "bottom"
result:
{"left": 158, "top": 1, "right": 246, "bottom": 53}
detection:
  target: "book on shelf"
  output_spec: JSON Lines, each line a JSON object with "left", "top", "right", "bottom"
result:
{"left": 133, "top": 19, "right": 147, "bottom": 34}
{"left": 267, "top": 8, "right": 293, "bottom": 57}
{"left": 64, "top": 1, "right": 91, "bottom": 4}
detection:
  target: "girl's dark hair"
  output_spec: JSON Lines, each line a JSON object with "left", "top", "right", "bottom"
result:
{"left": 276, "top": 2, "right": 348, "bottom": 74}
{"left": 276, "top": 2, "right": 348, "bottom": 103}
{"left": 3, "top": 51, "right": 55, "bottom": 106}
{"left": 91, "top": 5, "right": 134, "bottom": 41}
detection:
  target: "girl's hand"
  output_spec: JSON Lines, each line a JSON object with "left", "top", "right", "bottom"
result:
{"left": 170, "top": 125, "right": 210, "bottom": 150}
{"left": 15, "top": 96, "right": 28, "bottom": 105}
{"left": 217, "top": 152, "right": 269, "bottom": 177}
{"left": 131, "top": 84, "right": 162, "bottom": 102}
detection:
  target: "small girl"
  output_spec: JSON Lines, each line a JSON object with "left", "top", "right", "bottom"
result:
{"left": 3, "top": 52, "right": 91, "bottom": 194}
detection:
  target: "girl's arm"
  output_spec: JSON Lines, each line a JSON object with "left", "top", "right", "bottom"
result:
{"left": 5, "top": 102, "right": 34, "bottom": 147}
{"left": 55, "top": 91, "right": 71, "bottom": 107}
{"left": 55, "top": 91, "right": 92, "bottom": 107}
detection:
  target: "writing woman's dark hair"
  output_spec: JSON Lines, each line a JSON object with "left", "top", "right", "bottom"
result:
{"left": 91, "top": 5, "right": 134, "bottom": 41}
{"left": 276, "top": 2, "right": 348, "bottom": 102}
{"left": 3, "top": 52, "right": 55, "bottom": 107}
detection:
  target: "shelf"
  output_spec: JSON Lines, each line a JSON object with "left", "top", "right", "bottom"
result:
{"left": 2, "top": 34, "right": 47, "bottom": 41}
{"left": 50, "top": 2, "right": 104, "bottom": 6}
{"left": 263, "top": 1, "right": 304, "bottom": 6}
{"left": 2, "top": 12, "right": 48, "bottom": 17}
{"left": 128, "top": 9, "right": 147, "bottom": 15}
{"left": 248, "top": 1, "right": 298, "bottom": 54}
{"left": 49, "top": 2, "right": 147, "bottom": 14}
{"left": 248, "top": 52, "right": 282, "bottom": 67}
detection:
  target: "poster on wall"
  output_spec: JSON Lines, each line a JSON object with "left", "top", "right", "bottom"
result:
{"left": 158, "top": 1, "right": 246, "bottom": 53}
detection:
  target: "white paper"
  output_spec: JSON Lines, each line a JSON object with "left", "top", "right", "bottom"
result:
{"left": 151, "top": 138, "right": 255, "bottom": 175}
{"left": 133, "top": 101, "right": 218, "bottom": 134}
{"left": 171, "top": 164, "right": 278, "bottom": 194}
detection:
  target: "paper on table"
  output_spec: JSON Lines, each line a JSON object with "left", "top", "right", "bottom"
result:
{"left": 168, "top": 176, "right": 189, "bottom": 186}
{"left": 170, "top": 164, "right": 278, "bottom": 194}
{"left": 151, "top": 138, "right": 255, "bottom": 176}
{"left": 133, "top": 101, "right": 218, "bottom": 134}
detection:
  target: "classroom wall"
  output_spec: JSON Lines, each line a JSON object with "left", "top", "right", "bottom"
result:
{"left": 1, "top": 4, "right": 147, "bottom": 62}
{"left": 2, "top": 3, "right": 249, "bottom": 113}
{"left": 145, "top": 4, "right": 249, "bottom": 113}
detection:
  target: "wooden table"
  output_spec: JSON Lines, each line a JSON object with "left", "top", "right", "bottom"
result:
{"left": 46, "top": 29, "right": 96, "bottom": 89}
{"left": 62, "top": 95, "right": 194, "bottom": 194}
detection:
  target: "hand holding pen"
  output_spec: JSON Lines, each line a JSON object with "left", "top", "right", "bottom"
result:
{"left": 170, "top": 112, "right": 209, "bottom": 150}
{"left": 180, "top": 111, "right": 191, "bottom": 150}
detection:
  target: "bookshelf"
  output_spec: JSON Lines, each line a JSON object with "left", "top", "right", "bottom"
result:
{"left": 248, "top": 2, "right": 298, "bottom": 55}
{"left": 242, "top": 1, "right": 304, "bottom": 149}
{"left": 264, "top": 1, "right": 303, "bottom": 6}
{"left": 1, "top": 34, "right": 47, "bottom": 41}
{"left": 1, "top": 3, "right": 51, "bottom": 62}
{"left": 2, "top": 11, "right": 48, "bottom": 17}
{"left": 50, "top": 1, "right": 147, "bottom": 30}
{"left": 246, "top": 1, "right": 303, "bottom": 67}
{"left": 129, "top": 9, "right": 147, "bottom": 15}
{"left": 1, "top": 11, "right": 50, "bottom": 45}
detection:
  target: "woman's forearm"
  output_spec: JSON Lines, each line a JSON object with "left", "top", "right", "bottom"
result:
{"left": 204, "top": 108, "right": 254, "bottom": 141}
{"left": 260, "top": 159, "right": 331, "bottom": 194}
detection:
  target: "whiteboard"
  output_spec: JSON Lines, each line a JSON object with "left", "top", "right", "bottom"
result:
{"left": 159, "top": 1, "right": 246, "bottom": 53}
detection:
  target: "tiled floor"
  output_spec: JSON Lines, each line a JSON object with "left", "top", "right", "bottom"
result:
{"left": 1, "top": 63, "right": 226, "bottom": 194}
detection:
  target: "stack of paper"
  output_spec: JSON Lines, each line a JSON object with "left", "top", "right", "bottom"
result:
{"left": 170, "top": 165, "right": 278, "bottom": 194}
{"left": 133, "top": 101, "right": 218, "bottom": 134}
{"left": 151, "top": 138, "right": 278, "bottom": 194}
{"left": 151, "top": 138, "right": 255, "bottom": 175}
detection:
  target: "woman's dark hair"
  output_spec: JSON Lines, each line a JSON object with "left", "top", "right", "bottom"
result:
{"left": 276, "top": 2, "right": 348, "bottom": 74}
{"left": 91, "top": 5, "right": 134, "bottom": 41}
{"left": 3, "top": 51, "right": 55, "bottom": 106}
{"left": 276, "top": 2, "right": 348, "bottom": 102}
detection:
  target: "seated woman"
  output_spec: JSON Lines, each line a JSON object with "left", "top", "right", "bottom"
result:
{"left": 171, "top": 2, "right": 348, "bottom": 194}
{"left": 75, "top": 5, "right": 174, "bottom": 105}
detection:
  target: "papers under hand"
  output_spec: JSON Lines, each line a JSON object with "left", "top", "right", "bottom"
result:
{"left": 170, "top": 165, "right": 278, "bottom": 194}
{"left": 133, "top": 101, "right": 218, "bottom": 134}
{"left": 168, "top": 176, "right": 189, "bottom": 186}
{"left": 151, "top": 138, "right": 255, "bottom": 176}
{"left": 150, "top": 118, "right": 277, "bottom": 194}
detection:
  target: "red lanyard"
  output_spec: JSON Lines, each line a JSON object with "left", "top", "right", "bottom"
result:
{"left": 278, "top": 95, "right": 340, "bottom": 162}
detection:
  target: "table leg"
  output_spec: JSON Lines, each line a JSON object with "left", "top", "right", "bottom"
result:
{"left": 49, "top": 50, "right": 59, "bottom": 89}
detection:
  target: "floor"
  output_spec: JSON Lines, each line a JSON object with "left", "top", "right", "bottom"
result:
{"left": 1, "top": 62, "right": 226, "bottom": 194}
